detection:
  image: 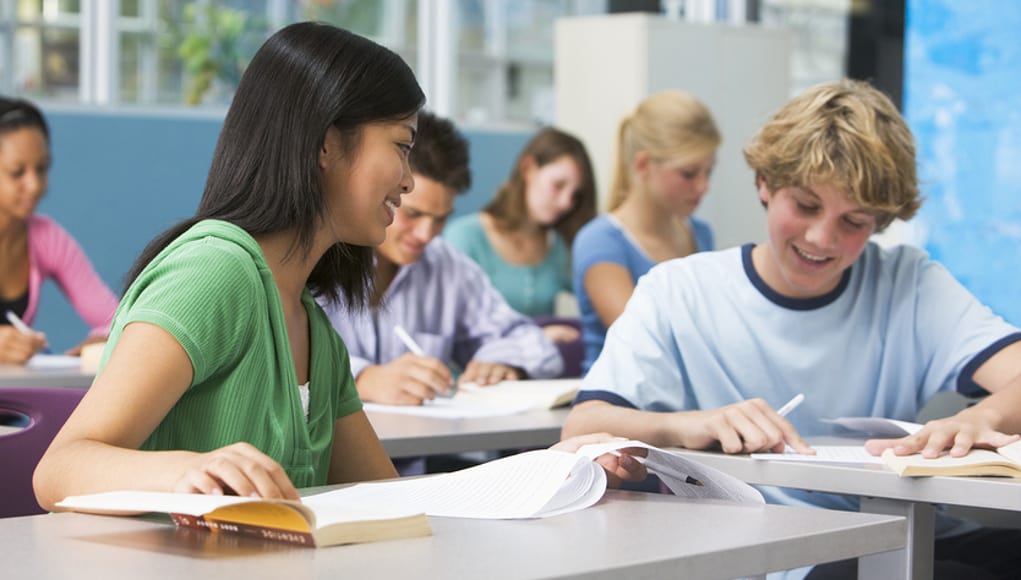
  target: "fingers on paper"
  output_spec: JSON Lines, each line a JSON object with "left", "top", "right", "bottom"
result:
{"left": 460, "top": 361, "right": 520, "bottom": 386}
{"left": 403, "top": 354, "right": 453, "bottom": 395}
{"left": 708, "top": 399, "right": 799, "bottom": 454}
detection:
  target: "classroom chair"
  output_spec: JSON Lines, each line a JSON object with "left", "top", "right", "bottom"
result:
{"left": 532, "top": 315, "right": 584, "bottom": 378}
{"left": 0, "top": 387, "right": 86, "bottom": 518}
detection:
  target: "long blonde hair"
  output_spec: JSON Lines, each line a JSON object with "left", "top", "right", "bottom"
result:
{"left": 608, "top": 90, "right": 721, "bottom": 211}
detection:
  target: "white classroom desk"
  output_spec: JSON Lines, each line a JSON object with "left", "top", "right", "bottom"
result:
{"left": 1, "top": 489, "right": 906, "bottom": 580}
{"left": 367, "top": 408, "right": 568, "bottom": 458}
{"left": 671, "top": 437, "right": 1021, "bottom": 580}
{"left": 0, "top": 364, "right": 94, "bottom": 389}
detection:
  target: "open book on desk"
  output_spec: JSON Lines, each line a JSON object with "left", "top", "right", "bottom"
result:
{"left": 363, "top": 378, "right": 580, "bottom": 419}
{"left": 55, "top": 490, "right": 432, "bottom": 548}
{"left": 309, "top": 439, "right": 763, "bottom": 519}
{"left": 882, "top": 439, "right": 1021, "bottom": 478}
{"left": 57, "top": 440, "right": 762, "bottom": 548}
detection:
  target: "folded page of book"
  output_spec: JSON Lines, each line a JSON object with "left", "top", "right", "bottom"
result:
{"left": 882, "top": 439, "right": 1021, "bottom": 478}
{"left": 750, "top": 446, "right": 885, "bottom": 465}
{"left": 821, "top": 417, "right": 923, "bottom": 438}
{"left": 309, "top": 440, "right": 764, "bottom": 521}
{"left": 362, "top": 378, "right": 580, "bottom": 419}
{"left": 307, "top": 447, "right": 605, "bottom": 519}
{"left": 575, "top": 441, "right": 766, "bottom": 504}
{"left": 26, "top": 354, "right": 81, "bottom": 370}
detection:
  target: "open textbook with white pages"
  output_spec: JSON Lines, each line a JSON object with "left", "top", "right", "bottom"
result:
{"left": 306, "top": 439, "right": 763, "bottom": 519}
{"left": 57, "top": 440, "right": 763, "bottom": 548}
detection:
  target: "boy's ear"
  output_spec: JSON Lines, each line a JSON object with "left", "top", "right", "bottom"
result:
{"left": 756, "top": 178, "right": 772, "bottom": 206}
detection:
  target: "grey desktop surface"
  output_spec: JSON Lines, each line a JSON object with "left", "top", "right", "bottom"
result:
{"left": 2, "top": 489, "right": 905, "bottom": 580}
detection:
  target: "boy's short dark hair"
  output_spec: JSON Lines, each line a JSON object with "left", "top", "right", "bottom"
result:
{"left": 409, "top": 111, "right": 472, "bottom": 195}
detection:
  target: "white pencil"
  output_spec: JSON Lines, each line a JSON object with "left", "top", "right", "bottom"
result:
{"left": 776, "top": 393, "right": 805, "bottom": 418}
{"left": 6, "top": 310, "right": 34, "bottom": 336}
{"left": 394, "top": 325, "right": 425, "bottom": 356}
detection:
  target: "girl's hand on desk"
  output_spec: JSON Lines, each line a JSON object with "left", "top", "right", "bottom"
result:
{"left": 553, "top": 433, "right": 649, "bottom": 487}
{"left": 865, "top": 407, "right": 1020, "bottom": 459}
{"left": 459, "top": 361, "right": 521, "bottom": 386}
{"left": 65, "top": 334, "right": 108, "bottom": 356}
{"left": 357, "top": 354, "right": 453, "bottom": 405}
{"left": 0, "top": 324, "right": 47, "bottom": 364}
{"left": 175, "top": 442, "right": 300, "bottom": 500}
{"left": 677, "top": 399, "right": 813, "bottom": 455}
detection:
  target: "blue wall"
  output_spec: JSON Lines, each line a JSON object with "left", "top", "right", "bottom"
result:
{"left": 34, "top": 107, "right": 529, "bottom": 351}
{"left": 905, "top": 0, "right": 1021, "bottom": 325}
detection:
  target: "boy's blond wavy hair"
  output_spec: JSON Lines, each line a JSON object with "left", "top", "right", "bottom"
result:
{"left": 743, "top": 79, "right": 921, "bottom": 232}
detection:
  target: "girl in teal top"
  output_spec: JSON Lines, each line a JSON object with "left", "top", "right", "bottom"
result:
{"left": 444, "top": 128, "right": 597, "bottom": 341}
{"left": 444, "top": 212, "right": 570, "bottom": 316}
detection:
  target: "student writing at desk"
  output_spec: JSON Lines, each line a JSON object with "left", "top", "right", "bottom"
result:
{"left": 562, "top": 79, "right": 1021, "bottom": 579}
{"left": 33, "top": 23, "right": 642, "bottom": 511}
{"left": 0, "top": 97, "right": 117, "bottom": 363}
{"left": 321, "top": 111, "right": 562, "bottom": 408}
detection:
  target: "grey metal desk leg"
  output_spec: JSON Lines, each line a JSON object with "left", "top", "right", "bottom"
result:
{"left": 858, "top": 497, "right": 934, "bottom": 580}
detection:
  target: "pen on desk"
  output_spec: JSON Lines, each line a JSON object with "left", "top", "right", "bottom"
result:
{"left": 5, "top": 310, "right": 35, "bottom": 336}
{"left": 394, "top": 325, "right": 425, "bottom": 356}
{"left": 776, "top": 393, "right": 805, "bottom": 418}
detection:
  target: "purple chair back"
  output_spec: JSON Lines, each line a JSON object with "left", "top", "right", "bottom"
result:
{"left": 533, "top": 315, "right": 584, "bottom": 379}
{"left": 0, "top": 387, "right": 86, "bottom": 518}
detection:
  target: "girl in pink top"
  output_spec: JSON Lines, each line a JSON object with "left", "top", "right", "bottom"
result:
{"left": 0, "top": 97, "right": 117, "bottom": 364}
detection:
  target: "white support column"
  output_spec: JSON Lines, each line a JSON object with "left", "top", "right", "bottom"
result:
{"left": 79, "top": 0, "right": 119, "bottom": 105}
{"left": 727, "top": 0, "right": 747, "bottom": 24}
{"left": 483, "top": 0, "right": 508, "bottom": 122}
{"left": 417, "top": 0, "right": 458, "bottom": 116}
{"left": 687, "top": 0, "right": 717, "bottom": 23}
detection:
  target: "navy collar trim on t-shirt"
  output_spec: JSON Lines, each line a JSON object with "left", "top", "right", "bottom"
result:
{"left": 741, "top": 243, "right": 851, "bottom": 311}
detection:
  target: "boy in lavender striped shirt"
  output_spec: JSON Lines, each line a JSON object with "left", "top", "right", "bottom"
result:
{"left": 321, "top": 112, "right": 562, "bottom": 408}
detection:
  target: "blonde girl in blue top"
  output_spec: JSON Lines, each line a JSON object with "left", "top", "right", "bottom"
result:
{"left": 573, "top": 90, "right": 721, "bottom": 372}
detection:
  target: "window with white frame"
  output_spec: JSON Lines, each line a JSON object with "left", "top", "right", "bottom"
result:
{"left": 0, "top": 1, "right": 857, "bottom": 127}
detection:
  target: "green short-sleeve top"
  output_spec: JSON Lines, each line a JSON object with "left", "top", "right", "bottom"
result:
{"left": 105, "top": 220, "right": 363, "bottom": 488}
